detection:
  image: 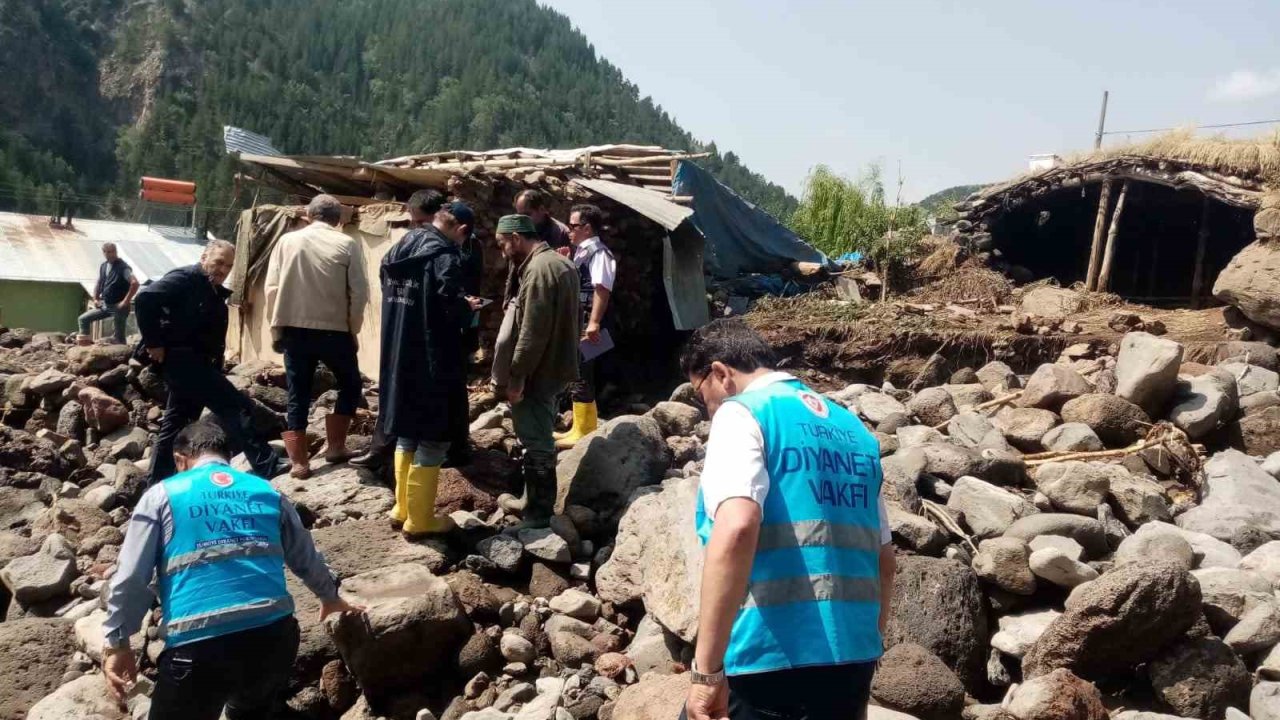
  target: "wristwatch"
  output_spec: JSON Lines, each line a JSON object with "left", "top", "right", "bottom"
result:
{"left": 690, "top": 660, "right": 725, "bottom": 686}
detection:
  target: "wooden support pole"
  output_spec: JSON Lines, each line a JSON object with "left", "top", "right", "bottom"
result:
{"left": 1085, "top": 180, "right": 1113, "bottom": 290}
{"left": 1191, "top": 196, "right": 1212, "bottom": 308}
{"left": 1097, "top": 180, "right": 1130, "bottom": 292}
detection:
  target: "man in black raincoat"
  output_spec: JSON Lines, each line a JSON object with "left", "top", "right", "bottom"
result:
{"left": 378, "top": 201, "right": 482, "bottom": 536}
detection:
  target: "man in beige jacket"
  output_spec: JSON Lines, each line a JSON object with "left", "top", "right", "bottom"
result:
{"left": 265, "top": 194, "right": 370, "bottom": 478}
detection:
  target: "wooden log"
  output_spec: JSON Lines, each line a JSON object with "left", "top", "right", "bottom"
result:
{"left": 1084, "top": 180, "right": 1113, "bottom": 290}
{"left": 1191, "top": 196, "right": 1211, "bottom": 308}
{"left": 1096, "top": 180, "right": 1130, "bottom": 291}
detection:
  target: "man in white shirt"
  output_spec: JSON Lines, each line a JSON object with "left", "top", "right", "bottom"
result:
{"left": 680, "top": 318, "right": 894, "bottom": 720}
{"left": 555, "top": 204, "right": 616, "bottom": 449}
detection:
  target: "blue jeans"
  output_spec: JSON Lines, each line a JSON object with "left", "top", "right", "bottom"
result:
{"left": 78, "top": 304, "right": 130, "bottom": 344}
{"left": 395, "top": 438, "right": 450, "bottom": 467}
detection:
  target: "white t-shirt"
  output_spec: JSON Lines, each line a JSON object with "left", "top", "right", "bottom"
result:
{"left": 700, "top": 371, "right": 892, "bottom": 544}
{"left": 572, "top": 237, "right": 616, "bottom": 291}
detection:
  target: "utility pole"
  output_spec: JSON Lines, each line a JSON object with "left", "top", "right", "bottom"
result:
{"left": 1094, "top": 90, "right": 1109, "bottom": 150}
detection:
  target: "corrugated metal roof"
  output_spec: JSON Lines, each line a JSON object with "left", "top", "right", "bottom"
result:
{"left": 572, "top": 178, "right": 694, "bottom": 231}
{"left": 223, "top": 125, "right": 283, "bottom": 157}
{"left": 0, "top": 212, "right": 207, "bottom": 285}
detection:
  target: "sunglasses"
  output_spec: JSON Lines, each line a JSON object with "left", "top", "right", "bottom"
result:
{"left": 568, "top": 222, "right": 589, "bottom": 229}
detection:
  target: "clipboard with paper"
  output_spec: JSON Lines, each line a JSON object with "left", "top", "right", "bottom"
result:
{"left": 580, "top": 328, "right": 614, "bottom": 362}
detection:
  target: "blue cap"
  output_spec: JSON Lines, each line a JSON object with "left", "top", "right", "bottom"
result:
{"left": 445, "top": 201, "right": 475, "bottom": 228}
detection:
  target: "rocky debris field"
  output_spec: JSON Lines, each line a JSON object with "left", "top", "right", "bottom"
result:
{"left": 4, "top": 325, "right": 1280, "bottom": 720}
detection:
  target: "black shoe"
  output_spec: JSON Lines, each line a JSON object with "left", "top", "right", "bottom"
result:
{"left": 348, "top": 452, "right": 386, "bottom": 473}
{"left": 441, "top": 450, "right": 473, "bottom": 469}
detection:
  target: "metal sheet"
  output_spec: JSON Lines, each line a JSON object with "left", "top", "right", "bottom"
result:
{"left": 663, "top": 225, "right": 711, "bottom": 330}
{"left": 0, "top": 212, "right": 206, "bottom": 285}
{"left": 571, "top": 179, "right": 694, "bottom": 231}
{"left": 223, "top": 125, "right": 283, "bottom": 157}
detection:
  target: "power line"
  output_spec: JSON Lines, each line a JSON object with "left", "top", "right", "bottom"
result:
{"left": 1102, "top": 118, "right": 1280, "bottom": 136}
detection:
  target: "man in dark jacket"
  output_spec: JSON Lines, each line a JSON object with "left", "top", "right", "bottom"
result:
{"left": 135, "top": 240, "right": 283, "bottom": 485}
{"left": 379, "top": 202, "right": 482, "bottom": 536}
{"left": 515, "top": 189, "right": 570, "bottom": 249}
{"left": 492, "top": 214, "right": 580, "bottom": 527}
{"left": 78, "top": 243, "right": 139, "bottom": 345}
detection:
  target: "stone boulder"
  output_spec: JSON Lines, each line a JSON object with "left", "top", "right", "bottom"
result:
{"left": 884, "top": 556, "right": 988, "bottom": 691}
{"left": 946, "top": 476, "right": 1039, "bottom": 539}
{"left": 1234, "top": 406, "right": 1280, "bottom": 456}
{"left": 1148, "top": 636, "right": 1251, "bottom": 720}
{"left": 65, "top": 343, "right": 131, "bottom": 375}
{"left": 946, "top": 412, "right": 1006, "bottom": 450}
{"left": 556, "top": 415, "right": 668, "bottom": 520}
{"left": 991, "top": 609, "right": 1061, "bottom": 659}
{"left": 1040, "top": 423, "right": 1104, "bottom": 453}
{"left": 625, "top": 615, "right": 686, "bottom": 676}
{"left": 1060, "top": 394, "right": 1150, "bottom": 447}
{"left": 23, "top": 368, "right": 75, "bottom": 397}
{"left": 26, "top": 674, "right": 126, "bottom": 720}
{"left": 1114, "top": 526, "right": 1195, "bottom": 571}
{"left": 1116, "top": 332, "right": 1184, "bottom": 416}
{"left": 0, "top": 426, "right": 69, "bottom": 479}
{"left": 1002, "top": 513, "right": 1109, "bottom": 560}
{"left": 871, "top": 643, "right": 965, "bottom": 720}
{"left": 1021, "top": 287, "right": 1083, "bottom": 320}
{"left": 993, "top": 407, "right": 1059, "bottom": 452}
{"left": 907, "top": 387, "right": 957, "bottom": 426}
{"left": 611, "top": 673, "right": 690, "bottom": 720}
{"left": 976, "top": 361, "right": 1020, "bottom": 392}
{"left": 1222, "top": 362, "right": 1280, "bottom": 399}
{"left": 0, "top": 618, "right": 76, "bottom": 720}
{"left": 1006, "top": 669, "right": 1107, "bottom": 720}
{"left": 327, "top": 563, "right": 471, "bottom": 698}
{"left": 595, "top": 476, "right": 702, "bottom": 642}
{"left": 1177, "top": 449, "right": 1280, "bottom": 542}
{"left": 972, "top": 537, "right": 1036, "bottom": 595}
{"left": 649, "top": 402, "right": 702, "bottom": 437}
{"left": 272, "top": 464, "right": 394, "bottom": 523}
{"left": 0, "top": 533, "right": 77, "bottom": 607}
{"left": 1019, "top": 365, "right": 1092, "bottom": 410}
{"left": 1168, "top": 369, "right": 1239, "bottom": 440}
{"left": 1108, "top": 471, "right": 1173, "bottom": 527}
{"left": 1194, "top": 566, "right": 1274, "bottom": 632}
{"left": 1022, "top": 562, "right": 1201, "bottom": 680}
{"left": 1214, "top": 239, "right": 1280, "bottom": 331}
{"left": 1033, "top": 461, "right": 1112, "bottom": 516}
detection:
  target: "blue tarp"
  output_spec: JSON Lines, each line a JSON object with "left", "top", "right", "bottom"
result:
{"left": 672, "top": 160, "right": 833, "bottom": 280}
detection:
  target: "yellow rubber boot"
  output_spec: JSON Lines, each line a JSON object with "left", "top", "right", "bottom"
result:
{"left": 555, "top": 402, "right": 598, "bottom": 450}
{"left": 403, "top": 465, "right": 456, "bottom": 536}
{"left": 387, "top": 450, "right": 411, "bottom": 525}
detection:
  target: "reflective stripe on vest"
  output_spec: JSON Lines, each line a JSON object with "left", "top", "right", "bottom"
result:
{"left": 158, "top": 464, "right": 293, "bottom": 648}
{"left": 695, "top": 379, "right": 884, "bottom": 675}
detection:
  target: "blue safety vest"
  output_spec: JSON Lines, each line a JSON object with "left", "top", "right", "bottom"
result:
{"left": 157, "top": 463, "right": 293, "bottom": 647}
{"left": 696, "top": 379, "right": 884, "bottom": 675}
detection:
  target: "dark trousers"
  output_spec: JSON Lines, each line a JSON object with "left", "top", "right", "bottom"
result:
{"left": 147, "top": 350, "right": 280, "bottom": 484}
{"left": 280, "top": 327, "right": 362, "bottom": 431}
{"left": 150, "top": 617, "right": 300, "bottom": 720}
{"left": 679, "top": 662, "right": 877, "bottom": 720}
{"left": 569, "top": 356, "right": 597, "bottom": 404}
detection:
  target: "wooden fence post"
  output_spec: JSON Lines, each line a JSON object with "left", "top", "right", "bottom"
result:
{"left": 1191, "top": 196, "right": 1212, "bottom": 308}
{"left": 1097, "top": 180, "right": 1130, "bottom": 292}
{"left": 1085, "top": 180, "right": 1113, "bottom": 291}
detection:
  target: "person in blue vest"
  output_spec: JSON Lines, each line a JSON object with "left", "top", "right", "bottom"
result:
{"left": 101, "top": 418, "right": 362, "bottom": 719}
{"left": 678, "top": 319, "right": 896, "bottom": 720}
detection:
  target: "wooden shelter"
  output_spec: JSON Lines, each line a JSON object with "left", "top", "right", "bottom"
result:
{"left": 952, "top": 133, "right": 1280, "bottom": 307}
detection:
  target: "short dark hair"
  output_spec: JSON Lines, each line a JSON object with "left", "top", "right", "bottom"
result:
{"left": 174, "top": 418, "right": 231, "bottom": 459}
{"left": 515, "top": 189, "right": 548, "bottom": 210}
{"left": 679, "top": 319, "right": 777, "bottom": 377}
{"left": 407, "top": 189, "right": 445, "bottom": 217}
{"left": 570, "top": 204, "right": 603, "bottom": 232}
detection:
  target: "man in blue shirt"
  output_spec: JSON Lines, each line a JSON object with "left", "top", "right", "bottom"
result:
{"left": 102, "top": 418, "right": 361, "bottom": 719}
{"left": 679, "top": 319, "right": 896, "bottom": 720}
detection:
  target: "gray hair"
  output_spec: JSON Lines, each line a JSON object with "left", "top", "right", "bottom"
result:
{"left": 204, "top": 239, "right": 235, "bottom": 255}
{"left": 101, "top": 242, "right": 117, "bottom": 252}
{"left": 307, "top": 194, "right": 343, "bottom": 224}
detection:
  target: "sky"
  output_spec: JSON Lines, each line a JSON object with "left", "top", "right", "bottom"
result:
{"left": 539, "top": 0, "right": 1280, "bottom": 202}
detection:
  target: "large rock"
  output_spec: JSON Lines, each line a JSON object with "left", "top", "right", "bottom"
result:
{"left": 1006, "top": 668, "right": 1107, "bottom": 720}
{"left": 65, "top": 343, "right": 131, "bottom": 375}
{"left": 595, "top": 476, "right": 701, "bottom": 642}
{"left": 884, "top": 556, "right": 988, "bottom": 691}
{"left": 272, "top": 464, "right": 394, "bottom": 522}
{"left": 1148, "top": 636, "right": 1251, "bottom": 720}
{"left": 0, "top": 486, "right": 45, "bottom": 530}
{"left": 991, "top": 609, "right": 1060, "bottom": 659}
{"left": 1194, "top": 566, "right": 1274, "bottom": 631}
{"left": 611, "top": 673, "right": 690, "bottom": 720}
{"left": 0, "top": 426, "right": 68, "bottom": 479}
{"left": 1033, "top": 461, "right": 1112, "bottom": 516}
{"left": 1177, "top": 449, "right": 1280, "bottom": 542}
{"left": 1254, "top": 681, "right": 1280, "bottom": 720}
{"left": 871, "top": 643, "right": 965, "bottom": 720}
{"left": 1116, "top": 332, "right": 1184, "bottom": 416}
{"left": 946, "top": 412, "right": 1005, "bottom": 449}
{"left": 649, "top": 402, "right": 702, "bottom": 437}
{"left": 23, "top": 369, "right": 75, "bottom": 397}
{"left": 917, "top": 443, "right": 984, "bottom": 482}
{"left": 976, "top": 361, "right": 1020, "bottom": 392}
{"left": 1028, "top": 547, "right": 1098, "bottom": 588}
{"left": 1019, "top": 365, "right": 1092, "bottom": 410}
{"left": 1021, "top": 287, "right": 1083, "bottom": 320}
{"left": 1040, "top": 423, "right": 1104, "bottom": 453}
{"left": 26, "top": 674, "right": 126, "bottom": 720}
{"left": 555, "top": 415, "right": 668, "bottom": 520}
{"left": 327, "top": 563, "right": 471, "bottom": 698}
{"left": 1115, "top": 526, "right": 1195, "bottom": 571}
{"left": 0, "top": 534, "right": 77, "bottom": 606}
{"left": 993, "top": 407, "right": 1059, "bottom": 452}
{"left": 1022, "top": 562, "right": 1201, "bottom": 680}
{"left": 1169, "top": 369, "right": 1239, "bottom": 439}
{"left": 859, "top": 392, "right": 910, "bottom": 425}
{"left": 1003, "top": 513, "right": 1109, "bottom": 560}
{"left": 0, "top": 618, "right": 76, "bottom": 720}
{"left": 907, "top": 387, "right": 957, "bottom": 426}
{"left": 1108, "top": 471, "right": 1173, "bottom": 526}
{"left": 1060, "top": 394, "right": 1150, "bottom": 447}
{"left": 625, "top": 615, "right": 686, "bottom": 675}
{"left": 946, "top": 476, "right": 1038, "bottom": 539}
{"left": 1222, "top": 362, "right": 1280, "bottom": 398}
{"left": 1214, "top": 239, "right": 1280, "bottom": 331}
{"left": 1235, "top": 406, "right": 1280, "bottom": 456}
{"left": 1223, "top": 600, "right": 1280, "bottom": 654}
{"left": 972, "top": 537, "right": 1036, "bottom": 595}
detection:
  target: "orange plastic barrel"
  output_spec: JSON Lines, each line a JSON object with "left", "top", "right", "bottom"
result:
{"left": 140, "top": 177, "right": 197, "bottom": 194}
{"left": 139, "top": 188, "right": 197, "bottom": 206}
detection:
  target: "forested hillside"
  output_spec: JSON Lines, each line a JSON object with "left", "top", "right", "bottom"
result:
{"left": 0, "top": 0, "right": 797, "bottom": 229}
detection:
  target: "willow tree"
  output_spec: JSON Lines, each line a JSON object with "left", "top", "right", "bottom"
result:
{"left": 789, "top": 164, "right": 926, "bottom": 269}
